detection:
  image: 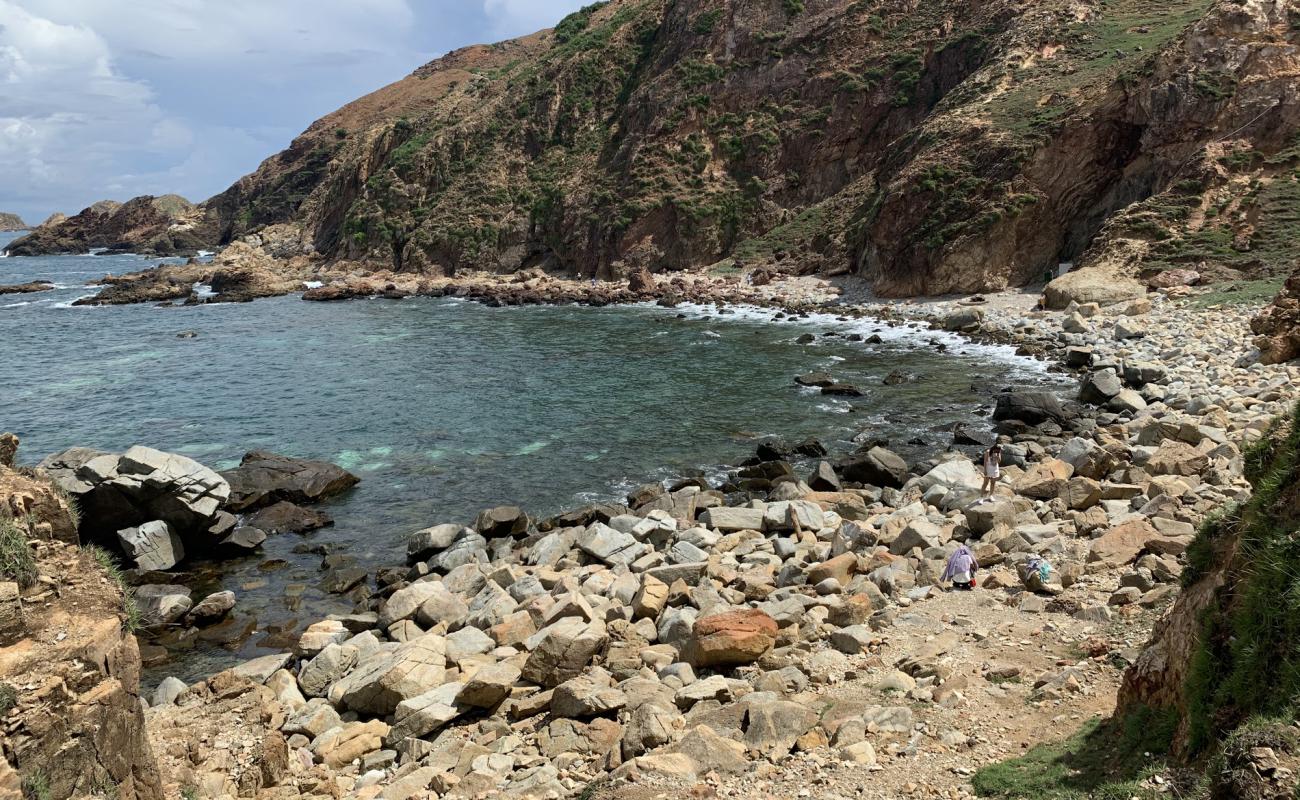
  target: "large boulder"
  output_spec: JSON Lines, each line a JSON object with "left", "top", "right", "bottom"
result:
{"left": 522, "top": 618, "right": 608, "bottom": 688}
{"left": 134, "top": 584, "right": 193, "bottom": 625}
{"left": 686, "top": 609, "right": 777, "bottom": 668}
{"left": 1088, "top": 520, "right": 1163, "bottom": 570}
{"left": 964, "top": 498, "right": 1016, "bottom": 535}
{"left": 117, "top": 520, "right": 184, "bottom": 571}
{"left": 243, "top": 501, "right": 332, "bottom": 534}
{"left": 330, "top": 634, "right": 448, "bottom": 715}
{"left": 942, "top": 307, "right": 984, "bottom": 332}
{"left": 836, "top": 446, "right": 909, "bottom": 488}
{"left": 914, "top": 459, "right": 983, "bottom": 493}
{"left": 1146, "top": 440, "right": 1209, "bottom": 477}
{"left": 1013, "top": 459, "right": 1075, "bottom": 499}
{"left": 41, "top": 446, "right": 230, "bottom": 541}
{"left": 1078, "top": 369, "right": 1122, "bottom": 405}
{"left": 1043, "top": 268, "right": 1144, "bottom": 309}
{"left": 993, "top": 392, "right": 1069, "bottom": 426}
{"left": 220, "top": 450, "right": 358, "bottom": 512}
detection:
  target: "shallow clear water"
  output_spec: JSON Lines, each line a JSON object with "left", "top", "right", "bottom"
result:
{"left": 0, "top": 231, "right": 1064, "bottom": 681}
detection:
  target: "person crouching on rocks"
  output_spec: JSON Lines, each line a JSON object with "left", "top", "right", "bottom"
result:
{"left": 981, "top": 444, "right": 1003, "bottom": 497}
{"left": 942, "top": 544, "right": 979, "bottom": 591}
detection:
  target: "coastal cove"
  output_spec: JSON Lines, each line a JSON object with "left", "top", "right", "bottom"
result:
{"left": 0, "top": 234, "right": 1063, "bottom": 682}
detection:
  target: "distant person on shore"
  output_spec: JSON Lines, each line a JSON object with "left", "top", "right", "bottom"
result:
{"left": 981, "top": 444, "right": 1002, "bottom": 497}
{"left": 942, "top": 544, "right": 979, "bottom": 591}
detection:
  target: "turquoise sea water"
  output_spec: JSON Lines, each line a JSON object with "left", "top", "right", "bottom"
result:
{"left": 0, "top": 232, "right": 1063, "bottom": 681}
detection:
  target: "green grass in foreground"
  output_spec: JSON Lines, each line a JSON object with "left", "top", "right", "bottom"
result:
{"left": 972, "top": 711, "right": 1175, "bottom": 799}
{"left": 1183, "top": 276, "right": 1286, "bottom": 308}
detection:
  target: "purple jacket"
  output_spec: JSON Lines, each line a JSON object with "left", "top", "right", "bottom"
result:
{"left": 941, "top": 545, "right": 979, "bottom": 582}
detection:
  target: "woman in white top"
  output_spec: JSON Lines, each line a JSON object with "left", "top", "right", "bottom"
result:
{"left": 981, "top": 444, "right": 1002, "bottom": 497}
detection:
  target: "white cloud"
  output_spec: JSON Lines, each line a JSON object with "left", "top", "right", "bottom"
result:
{"left": 18, "top": 0, "right": 416, "bottom": 65}
{"left": 0, "top": 0, "right": 589, "bottom": 224}
{"left": 0, "top": 1, "right": 187, "bottom": 220}
{"left": 481, "top": 0, "right": 590, "bottom": 39}
{"left": 0, "top": 0, "right": 421, "bottom": 223}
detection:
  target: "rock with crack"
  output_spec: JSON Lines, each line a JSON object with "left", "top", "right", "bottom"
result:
{"left": 117, "top": 520, "right": 185, "bottom": 570}
{"left": 329, "top": 634, "right": 447, "bottom": 715}
{"left": 521, "top": 617, "right": 608, "bottom": 688}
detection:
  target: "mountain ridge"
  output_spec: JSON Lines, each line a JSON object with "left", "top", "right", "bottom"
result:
{"left": 8, "top": 0, "right": 1300, "bottom": 298}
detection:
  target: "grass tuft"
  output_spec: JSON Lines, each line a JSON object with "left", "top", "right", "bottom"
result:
{"left": 1183, "top": 277, "right": 1287, "bottom": 309}
{"left": 21, "top": 770, "right": 50, "bottom": 800}
{"left": 0, "top": 682, "right": 16, "bottom": 716}
{"left": 85, "top": 545, "right": 142, "bottom": 632}
{"left": 0, "top": 517, "right": 38, "bottom": 588}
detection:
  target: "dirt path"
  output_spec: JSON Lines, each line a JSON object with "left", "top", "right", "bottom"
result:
{"left": 609, "top": 584, "right": 1153, "bottom": 800}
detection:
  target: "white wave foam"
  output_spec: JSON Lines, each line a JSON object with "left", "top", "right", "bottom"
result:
{"left": 816, "top": 401, "right": 853, "bottom": 414}
{"left": 660, "top": 300, "right": 1051, "bottom": 374}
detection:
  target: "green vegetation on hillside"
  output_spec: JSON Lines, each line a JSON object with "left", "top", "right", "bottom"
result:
{"left": 983, "top": 0, "right": 1215, "bottom": 140}
{"left": 1181, "top": 401, "right": 1300, "bottom": 753}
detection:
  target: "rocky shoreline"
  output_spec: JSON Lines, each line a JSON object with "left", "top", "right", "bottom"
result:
{"left": 3, "top": 271, "right": 1297, "bottom": 799}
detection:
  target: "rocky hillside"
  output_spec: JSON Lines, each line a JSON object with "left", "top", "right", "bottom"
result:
{"left": 0, "top": 440, "right": 162, "bottom": 799}
{"left": 0, "top": 213, "right": 27, "bottom": 232}
{"left": 10, "top": 0, "right": 1300, "bottom": 297}
{"left": 3, "top": 195, "right": 216, "bottom": 257}
{"left": 206, "top": 0, "right": 1300, "bottom": 294}
{"left": 1118, "top": 400, "right": 1300, "bottom": 795}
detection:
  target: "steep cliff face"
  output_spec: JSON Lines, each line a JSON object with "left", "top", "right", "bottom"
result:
{"left": 1120, "top": 402, "right": 1300, "bottom": 777}
{"left": 3, "top": 195, "right": 217, "bottom": 257}
{"left": 205, "top": 0, "right": 1300, "bottom": 294}
{"left": 9, "top": 0, "right": 1299, "bottom": 296}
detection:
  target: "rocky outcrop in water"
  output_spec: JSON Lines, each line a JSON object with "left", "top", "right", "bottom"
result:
{"left": 40, "top": 446, "right": 230, "bottom": 557}
{"left": 0, "top": 281, "right": 54, "bottom": 296}
{"left": 3, "top": 195, "right": 217, "bottom": 257}
{"left": 0, "top": 212, "right": 27, "bottom": 232}
{"left": 220, "top": 450, "right": 360, "bottom": 512}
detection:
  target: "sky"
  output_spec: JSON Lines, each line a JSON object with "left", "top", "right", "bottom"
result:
{"left": 0, "top": 0, "right": 589, "bottom": 225}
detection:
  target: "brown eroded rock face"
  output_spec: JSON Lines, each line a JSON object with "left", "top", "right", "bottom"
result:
{"left": 145, "top": 672, "right": 298, "bottom": 798}
{"left": 1251, "top": 268, "right": 1300, "bottom": 364}
{"left": 184, "top": 0, "right": 1300, "bottom": 297}
{"left": 687, "top": 608, "right": 777, "bottom": 668}
{"left": 0, "top": 454, "right": 163, "bottom": 799}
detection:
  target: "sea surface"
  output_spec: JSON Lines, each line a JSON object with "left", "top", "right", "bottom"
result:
{"left": 0, "top": 231, "right": 1065, "bottom": 682}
